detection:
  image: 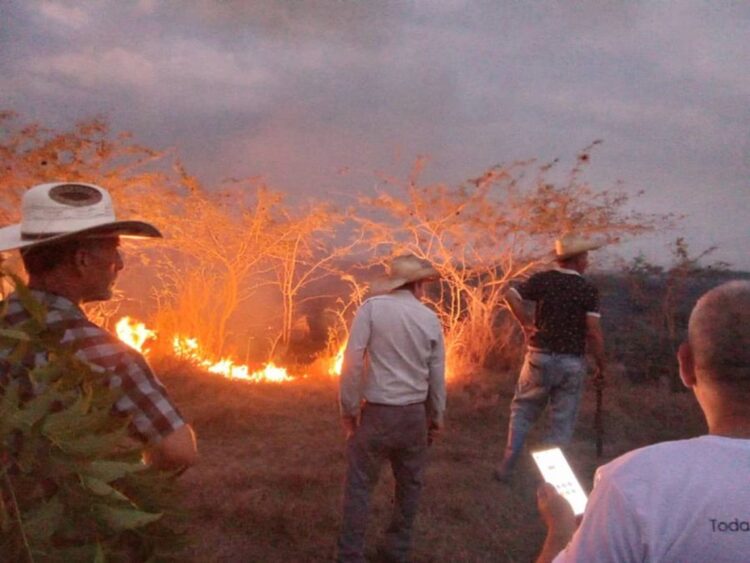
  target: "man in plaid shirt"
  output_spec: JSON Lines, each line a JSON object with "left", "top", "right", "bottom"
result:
{"left": 0, "top": 182, "right": 197, "bottom": 470}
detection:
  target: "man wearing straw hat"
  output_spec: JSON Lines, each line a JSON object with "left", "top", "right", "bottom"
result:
{"left": 495, "top": 233, "right": 606, "bottom": 482}
{"left": 337, "top": 254, "right": 446, "bottom": 563}
{"left": 0, "top": 182, "right": 197, "bottom": 471}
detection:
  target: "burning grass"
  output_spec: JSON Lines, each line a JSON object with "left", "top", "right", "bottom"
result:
{"left": 116, "top": 316, "right": 334, "bottom": 382}
{"left": 154, "top": 360, "right": 706, "bottom": 562}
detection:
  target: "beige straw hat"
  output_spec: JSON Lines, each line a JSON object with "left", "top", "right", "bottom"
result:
{"left": 554, "top": 232, "right": 604, "bottom": 260}
{"left": 0, "top": 182, "right": 161, "bottom": 252}
{"left": 370, "top": 254, "right": 439, "bottom": 294}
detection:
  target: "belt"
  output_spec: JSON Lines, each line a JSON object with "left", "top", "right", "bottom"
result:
{"left": 365, "top": 400, "right": 426, "bottom": 408}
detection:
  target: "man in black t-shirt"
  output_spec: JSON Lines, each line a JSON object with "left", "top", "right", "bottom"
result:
{"left": 494, "top": 233, "right": 606, "bottom": 482}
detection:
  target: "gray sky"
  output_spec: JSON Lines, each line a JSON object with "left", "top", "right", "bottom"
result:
{"left": 2, "top": 0, "right": 749, "bottom": 269}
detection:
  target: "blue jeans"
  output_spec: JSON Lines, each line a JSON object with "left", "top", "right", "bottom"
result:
{"left": 500, "top": 351, "right": 587, "bottom": 472}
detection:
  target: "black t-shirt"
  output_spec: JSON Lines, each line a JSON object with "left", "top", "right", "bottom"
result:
{"left": 516, "top": 269, "right": 599, "bottom": 355}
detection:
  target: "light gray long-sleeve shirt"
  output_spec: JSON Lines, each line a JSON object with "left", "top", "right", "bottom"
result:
{"left": 338, "top": 289, "right": 446, "bottom": 424}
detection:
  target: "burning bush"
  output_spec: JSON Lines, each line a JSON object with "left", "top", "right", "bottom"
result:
{"left": 1, "top": 112, "right": 672, "bottom": 384}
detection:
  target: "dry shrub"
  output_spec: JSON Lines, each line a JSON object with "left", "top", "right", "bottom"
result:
{"left": 352, "top": 146, "right": 670, "bottom": 381}
{"left": 2, "top": 113, "right": 675, "bottom": 382}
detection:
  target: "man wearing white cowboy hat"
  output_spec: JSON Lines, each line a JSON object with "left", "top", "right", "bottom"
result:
{"left": 0, "top": 182, "right": 197, "bottom": 470}
{"left": 495, "top": 232, "right": 606, "bottom": 482}
{"left": 337, "top": 254, "right": 446, "bottom": 563}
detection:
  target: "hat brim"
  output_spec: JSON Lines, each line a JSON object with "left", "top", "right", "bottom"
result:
{"left": 555, "top": 240, "right": 603, "bottom": 260}
{"left": 369, "top": 266, "right": 439, "bottom": 295}
{"left": 0, "top": 220, "right": 162, "bottom": 253}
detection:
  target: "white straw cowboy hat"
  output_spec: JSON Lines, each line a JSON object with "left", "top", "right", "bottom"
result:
{"left": 0, "top": 182, "right": 162, "bottom": 253}
{"left": 370, "top": 254, "right": 439, "bottom": 294}
{"left": 554, "top": 232, "right": 604, "bottom": 260}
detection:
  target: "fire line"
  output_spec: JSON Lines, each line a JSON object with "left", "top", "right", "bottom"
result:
{"left": 115, "top": 316, "right": 308, "bottom": 383}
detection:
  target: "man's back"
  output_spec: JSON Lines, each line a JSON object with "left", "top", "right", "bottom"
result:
{"left": 517, "top": 269, "right": 599, "bottom": 355}
{"left": 559, "top": 436, "right": 750, "bottom": 563}
{"left": 341, "top": 289, "right": 444, "bottom": 409}
{"left": 365, "top": 291, "right": 442, "bottom": 388}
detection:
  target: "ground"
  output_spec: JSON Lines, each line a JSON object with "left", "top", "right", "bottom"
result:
{"left": 156, "top": 361, "right": 706, "bottom": 562}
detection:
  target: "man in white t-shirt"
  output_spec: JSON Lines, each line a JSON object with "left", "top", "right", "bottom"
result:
{"left": 535, "top": 280, "right": 750, "bottom": 563}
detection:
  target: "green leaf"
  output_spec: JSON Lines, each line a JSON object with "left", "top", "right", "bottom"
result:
{"left": 94, "top": 542, "right": 106, "bottom": 563}
{"left": 1, "top": 269, "right": 181, "bottom": 559}
{"left": 6, "top": 337, "right": 30, "bottom": 364}
{"left": 0, "top": 328, "right": 30, "bottom": 341}
{"left": 85, "top": 460, "right": 146, "bottom": 483}
{"left": 96, "top": 505, "right": 163, "bottom": 531}
{"left": 80, "top": 380, "right": 94, "bottom": 412}
{"left": 81, "top": 476, "right": 129, "bottom": 501}
{"left": 22, "top": 494, "right": 63, "bottom": 542}
{"left": 0, "top": 379, "right": 21, "bottom": 422}
{"left": 13, "top": 281, "right": 48, "bottom": 326}
{"left": 58, "top": 428, "right": 130, "bottom": 458}
{"left": 28, "top": 362, "right": 63, "bottom": 388}
{"left": 42, "top": 394, "right": 120, "bottom": 443}
{"left": 10, "top": 390, "right": 58, "bottom": 429}
{"left": 15, "top": 436, "right": 42, "bottom": 473}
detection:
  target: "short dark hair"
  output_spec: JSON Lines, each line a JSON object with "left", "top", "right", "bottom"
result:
{"left": 556, "top": 254, "right": 583, "bottom": 268}
{"left": 396, "top": 281, "right": 418, "bottom": 292}
{"left": 20, "top": 239, "right": 83, "bottom": 276}
{"left": 689, "top": 281, "right": 750, "bottom": 386}
{"left": 20, "top": 236, "right": 116, "bottom": 277}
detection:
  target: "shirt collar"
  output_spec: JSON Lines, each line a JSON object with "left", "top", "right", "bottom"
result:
{"left": 553, "top": 266, "right": 582, "bottom": 277}
{"left": 390, "top": 288, "right": 419, "bottom": 300}
{"left": 18, "top": 289, "right": 85, "bottom": 316}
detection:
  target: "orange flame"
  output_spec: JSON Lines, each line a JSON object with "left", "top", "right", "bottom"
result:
{"left": 172, "top": 335, "right": 294, "bottom": 382}
{"left": 116, "top": 316, "right": 294, "bottom": 383}
{"left": 328, "top": 343, "right": 345, "bottom": 376}
{"left": 115, "top": 317, "right": 156, "bottom": 352}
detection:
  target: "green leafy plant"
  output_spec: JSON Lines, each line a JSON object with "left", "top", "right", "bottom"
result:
{"left": 0, "top": 279, "right": 182, "bottom": 562}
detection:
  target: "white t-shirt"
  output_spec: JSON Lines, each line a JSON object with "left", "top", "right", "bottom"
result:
{"left": 554, "top": 435, "right": 750, "bottom": 563}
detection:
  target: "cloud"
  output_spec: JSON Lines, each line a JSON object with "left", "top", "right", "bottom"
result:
{"left": 135, "top": 0, "right": 156, "bottom": 14}
{"left": 36, "top": 1, "right": 90, "bottom": 29}
{"left": 30, "top": 48, "right": 156, "bottom": 89}
{"left": 638, "top": 4, "right": 750, "bottom": 96}
{"left": 25, "top": 39, "right": 275, "bottom": 114}
{"left": 161, "top": 39, "right": 271, "bottom": 91}
{"left": 2, "top": 0, "right": 749, "bottom": 269}
{"left": 527, "top": 87, "right": 717, "bottom": 134}
{"left": 168, "top": 0, "right": 409, "bottom": 45}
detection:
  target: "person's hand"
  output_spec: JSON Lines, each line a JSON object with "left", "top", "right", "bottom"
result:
{"left": 341, "top": 416, "right": 358, "bottom": 440}
{"left": 537, "top": 482, "right": 577, "bottom": 539}
{"left": 427, "top": 419, "right": 443, "bottom": 445}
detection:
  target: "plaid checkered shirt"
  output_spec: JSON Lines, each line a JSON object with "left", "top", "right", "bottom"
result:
{"left": 0, "top": 290, "right": 185, "bottom": 444}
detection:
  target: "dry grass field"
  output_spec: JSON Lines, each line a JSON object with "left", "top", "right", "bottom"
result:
{"left": 156, "top": 361, "right": 706, "bottom": 563}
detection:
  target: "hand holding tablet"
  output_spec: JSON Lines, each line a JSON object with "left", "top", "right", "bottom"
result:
{"left": 532, "top": 447, "right": 588, "bottom": 516}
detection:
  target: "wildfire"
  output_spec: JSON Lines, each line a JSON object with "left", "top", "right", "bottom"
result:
{"left": 171, "top": 335, "right": 293, "bottom": 382}
{"left": 328, "top": 344, "right": 345, "bottom": 376}
{"left": 115, "top": 317, "right": 156, "bottom": 353}
{"left": 115, "top": 316, "right": 293, "bottom": 383}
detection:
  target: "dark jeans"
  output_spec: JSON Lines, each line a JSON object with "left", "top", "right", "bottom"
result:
{"left": 337, "top": 402, "right": 428, "bottom": 563}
